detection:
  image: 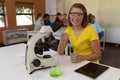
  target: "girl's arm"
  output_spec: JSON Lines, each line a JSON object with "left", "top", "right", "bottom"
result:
{"left": 57, "top": 33, "right": 69, "bottom": 55}
{"left": 71, "top": 40, "right": 101, "bottom": 63}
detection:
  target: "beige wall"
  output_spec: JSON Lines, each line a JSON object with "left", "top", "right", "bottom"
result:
{"left": 56, "top": 0, "right": 120, "bottom": 28}
{"left": 65, "top": 0, "right": 98, "bottom": 15}
{"left": 98, "top": 0, "right": 120, "bottom": 28}
{"left": 56, "top": 0, "right": 66, "bottom": 13}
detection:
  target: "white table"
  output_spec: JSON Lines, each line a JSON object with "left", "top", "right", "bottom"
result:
{"left": 0, "top": 43, "right": 120, "bottom": 80}
{"left": 31, "top": 55, "right": 120, "bottom": 80}
{"left": 0, "top": 43, "right": 32, "bottom": 80}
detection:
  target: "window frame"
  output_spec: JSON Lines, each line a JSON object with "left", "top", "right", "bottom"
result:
{"left": 16, "top": 3, "right": 34, "bottom": 26}
{"left": 0, "top": 2, "right": 6, "bottom": 27}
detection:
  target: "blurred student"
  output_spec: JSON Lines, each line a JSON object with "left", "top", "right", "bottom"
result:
{"left": 88, "top": 13, "right": 104, "bottom": 40}
{"left": 44, "top": 13, "right": 51, "bottom": 26}
{"left": 55, "top": 12, "right": 63, "bottom": 23}
{"left": 62, "top": 13, "right": 67, "bottom": 27}
{"left": 34, "top": 13, "right": 44, "bottom": 31}
{"left": 88, "top": 14, "right": 96, "bottom": 30}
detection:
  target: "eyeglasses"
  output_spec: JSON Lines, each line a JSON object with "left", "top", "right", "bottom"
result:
{"left": 69, "top": 12, "right": 84, "bottom": 18}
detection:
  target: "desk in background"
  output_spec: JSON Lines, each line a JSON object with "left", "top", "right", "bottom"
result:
{"left": 27, "top": 27, "right": 66, "bottom": 40}
{"left": 0, "top": 43, "right": 120, "bottom": 80}
{"left": 101, "top": 28, "right": 106, "bottom": 52}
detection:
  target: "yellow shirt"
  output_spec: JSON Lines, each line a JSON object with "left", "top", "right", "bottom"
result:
{"left": 65, "top": 25, "right": 99, "bottom": 63}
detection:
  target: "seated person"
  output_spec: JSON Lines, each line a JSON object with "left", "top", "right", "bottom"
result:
{"left": 34, "top": 13, "right": 44, "bottom": 31}
{"left": 44, "top": 13, "right": 51, "bottom": 26}
{"left": 88, "top": 13, "right": 104, "bottom": 40}
{"left": 55, "top": 12, "right": 63, "bottom": 23}
{"left": 62, "top": 13, "right": 67, "bottom": 27}
{"left": 58, "top": 3, "right": 100, "bottom": 64}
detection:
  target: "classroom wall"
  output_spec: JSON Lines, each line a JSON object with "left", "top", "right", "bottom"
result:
{"left": 0, "top": 0, "right": 45, "bottom": 44}
{"left": 98, "top": 0, "right": 120, "bottom": 28}
{"left": 98, "top": 0, "right": 120, "bottom": 43}
{"left": 56, "top": 0, "right": 66, "bottom": 13}
{"left": 105, "top": 28, "right": 120, "bottom": 43}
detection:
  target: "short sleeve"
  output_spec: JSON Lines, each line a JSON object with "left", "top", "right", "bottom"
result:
{"left": 64, "top": 27, "right": 71, "bottom": 34}
{"left": 89, "top": 27, "right": 99, "bottom": 41}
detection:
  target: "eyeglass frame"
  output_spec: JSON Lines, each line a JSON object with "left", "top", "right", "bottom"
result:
{"left": 69, "top": 12, "right": 84, "bottom": 18}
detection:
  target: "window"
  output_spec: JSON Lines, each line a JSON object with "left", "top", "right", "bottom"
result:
{"left": 16, "top": 3, "right": 33, "bottom": 26}
{"left": 0, "top": 2, "right": 5, "bottom": 27}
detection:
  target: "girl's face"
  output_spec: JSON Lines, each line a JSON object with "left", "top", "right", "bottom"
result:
{"left": 69, "top": 8, "right": 84, "bottom": 26}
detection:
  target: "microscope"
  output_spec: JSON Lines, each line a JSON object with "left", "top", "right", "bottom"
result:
{"left": 25, "top": 22, "right": 63, "bottom": 74}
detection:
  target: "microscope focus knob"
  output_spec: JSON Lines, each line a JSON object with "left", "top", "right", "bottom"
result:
{"left": 32, "top": 59, "right": 41, "bottom": 67}
{"left": 34, "top": 47, "right": 43, "bottom": 55}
